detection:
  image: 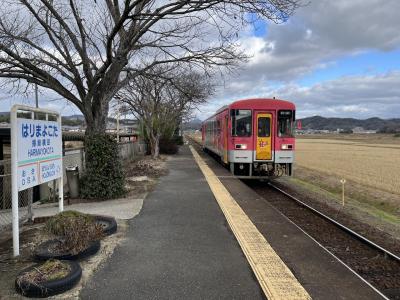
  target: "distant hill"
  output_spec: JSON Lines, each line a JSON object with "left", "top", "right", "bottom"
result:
{"left": 64, "top": 114, "right": 85, "bottom": 121}
{"left": 0, "top": 112, "right": 141, "bottom": 127}
{"left": 183, "top": 118, "right": 202, "bottom": 130}
{"left": 299, "top": 116, "right": 400, "bottom": 133}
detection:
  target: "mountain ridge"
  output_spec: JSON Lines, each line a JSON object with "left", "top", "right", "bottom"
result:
{"left": 299, "top": 116, "right": 400, "bottom": 133}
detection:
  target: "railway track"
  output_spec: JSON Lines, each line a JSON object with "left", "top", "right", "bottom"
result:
{"left": 249, "top": 182, "right": 400, "bottom": 300}
{"left": 186, "top": 136, "right": 400, "bottom": 299}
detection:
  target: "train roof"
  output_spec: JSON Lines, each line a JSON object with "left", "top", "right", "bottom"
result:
{"left": 229, "top": 98, "right": 295, "bottom": 110}
{"left": 203, "top": 98, "right": 295, "bottom": 123}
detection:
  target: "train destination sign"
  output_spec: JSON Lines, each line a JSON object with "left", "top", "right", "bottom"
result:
{"left": 16, "top": 118, "right": 62, "bottom": 191}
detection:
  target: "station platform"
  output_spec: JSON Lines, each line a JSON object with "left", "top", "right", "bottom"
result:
{"left": 81, "top": 145, "right": 384, "bottom": 300}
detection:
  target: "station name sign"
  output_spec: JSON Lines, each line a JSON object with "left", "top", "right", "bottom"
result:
{"left": 16, "top": 118, "right": 62, "bottom": 191}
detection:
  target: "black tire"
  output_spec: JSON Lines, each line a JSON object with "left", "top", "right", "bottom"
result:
{"left": 15, "top": 260, "right": 82, "bottom": 298}
{"left": 93, "top": 215, "right": 117, "bottom": 236}
{"left": 35, "top": 239, "right": 101, "bottom": 261}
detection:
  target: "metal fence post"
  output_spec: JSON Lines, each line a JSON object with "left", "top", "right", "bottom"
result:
{"left": 27, "top": 188, "right": 33, "bottom": 221}
{"left": 11, "top": 106, "right": 19, "bottom": 256}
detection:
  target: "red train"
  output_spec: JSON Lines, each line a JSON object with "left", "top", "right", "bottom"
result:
{"left": 201, "top": 98, "right": 295, "bottom": 178}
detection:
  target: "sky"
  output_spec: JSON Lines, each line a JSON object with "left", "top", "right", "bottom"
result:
{"left": 199, "top": 0, "right": 400, "bottom": 120}
{"left": 0, "top": 0, "right": 399, "bottom": 120}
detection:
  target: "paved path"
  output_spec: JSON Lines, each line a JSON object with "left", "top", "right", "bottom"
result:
{"left": 81, "top": 147, "right": 263, "bottom": 299}
{"left": 32, "top": 195, "right": 145, "bottom": 220}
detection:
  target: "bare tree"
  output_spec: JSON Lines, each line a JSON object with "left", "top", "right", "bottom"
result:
{"left": 119, "top": 67, "right": 212, "bottom": 158}
{"left": 0, "top": 0, "right": 302, "bottom": 135}
{"left": 0, "top": 0, "right": 302, "bottom": 196}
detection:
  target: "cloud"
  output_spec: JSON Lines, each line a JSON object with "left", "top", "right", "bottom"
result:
{"left": 236, "top": 0, "right": 400, "bottom": 82}
{"left": 199, "top": 71, "right": 400, "bottom": 120}
{"left": 0, "top": 88, "right": 81, "bottom": 115}
{"left": 199, "top": 0, "right": 400, "bottom": 120}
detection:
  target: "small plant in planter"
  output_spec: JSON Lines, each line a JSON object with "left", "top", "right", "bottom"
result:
{"left": 35, "top": 211, "right": 104, "bottom": 261}
{"left": 15, "top": 259, "right": 82, "bottom": 297}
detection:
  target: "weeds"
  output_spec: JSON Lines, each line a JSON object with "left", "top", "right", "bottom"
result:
{"left": 16, "top": 259, "right": 70, "bottom": 294}
{"left": 45, "top": 211, "right": 103, "bottom": 254}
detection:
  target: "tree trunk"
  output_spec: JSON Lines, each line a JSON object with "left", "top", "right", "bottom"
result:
{"left": 85, "top": 100, "right": 109, "bottom": 136}
{"left": 149, "top": 131, "right": 160, "bottom": 159}
{"left": 83, "top": 97, "right": 111, "bottom": 171}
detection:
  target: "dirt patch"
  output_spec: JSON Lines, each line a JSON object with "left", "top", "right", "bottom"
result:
{"left": 60, "top": 155, "right": 168, "bottom": 206}
{"left": 124, "top": 155, "right": 168, "bottom": 178}
{"left": 0, "top": 225, "right": 49, "bottom": 299}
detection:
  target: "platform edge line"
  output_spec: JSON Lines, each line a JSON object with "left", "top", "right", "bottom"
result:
{"left": 189, "top": 146, "right": 311, "bottom": 300}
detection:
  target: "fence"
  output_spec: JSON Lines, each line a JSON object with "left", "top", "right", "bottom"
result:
{"left": 0, "top": 141, "right": 146, "bottom": 231}
{"left": 0, "top": 158, "right": 32, "bottom": 231}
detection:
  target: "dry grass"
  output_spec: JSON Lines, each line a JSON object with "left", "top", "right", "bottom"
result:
{"left": 16, "top": 259, "right": 70, "bottom": 290}
{"left": 45, "top": 210, "right": 103, "bottom": 254}
{"left": 295, "top": 136, "right": 400, "bottom": 195}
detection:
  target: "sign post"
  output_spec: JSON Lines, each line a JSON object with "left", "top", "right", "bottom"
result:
{"left": 11, "top": 105, "right": 63, "bottom": 256}
{"left": 340, "top": 178, "right": 346, "bottom": 207}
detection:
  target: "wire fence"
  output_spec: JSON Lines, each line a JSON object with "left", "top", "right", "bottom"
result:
{"left": 0, "top": 158, "right": 32, "bottom": 231}
{"left": 0, "top": 141, "right": 146, "bottom": 231}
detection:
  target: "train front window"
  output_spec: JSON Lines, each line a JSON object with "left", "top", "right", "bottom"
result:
{"left": 231, "top": 109, "right": 252, "bottom": 137}
{"left": 278, "top": 110, "right": 295, "bottom": 137}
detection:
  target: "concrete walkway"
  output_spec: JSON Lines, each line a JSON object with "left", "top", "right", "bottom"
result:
{"left": 32, "top": 194, "right": 146, "bottom": 220}
{"left": 80, "top": 146, "right": 263, "bottom": 299}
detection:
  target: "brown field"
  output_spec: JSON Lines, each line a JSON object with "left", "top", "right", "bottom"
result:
{"left": 189, "top": 132, "right": 400, "bottom": 195}
{"left": 295, "top": 135, "right": 400, "bottom": 195}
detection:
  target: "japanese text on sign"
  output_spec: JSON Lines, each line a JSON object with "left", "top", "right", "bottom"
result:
{"left": 17, "top": 119, "right": 62, "bottom": 191}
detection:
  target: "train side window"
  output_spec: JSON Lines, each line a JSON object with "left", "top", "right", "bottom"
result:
{"left": 231, "top": 109, "right": 252, "bottom": 137}
{"left": 258, "top": 117, "right": 270, "bottom": 137}
{"left": 278, "top": 110, "right": 294, "bottom": 137}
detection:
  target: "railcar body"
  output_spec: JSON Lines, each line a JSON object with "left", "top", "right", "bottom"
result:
{"left": 201, "top": 98, "right": 295, "bottom": 178}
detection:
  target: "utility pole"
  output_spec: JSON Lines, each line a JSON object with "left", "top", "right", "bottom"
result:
{"left": 116, "top": 98, "right": 120, "bottom": 143}
{"left": 35, "top": 84, "right": 39, "bottom": 108}
{"left": 28, "top": 83, "right": 39, "bottom": 222}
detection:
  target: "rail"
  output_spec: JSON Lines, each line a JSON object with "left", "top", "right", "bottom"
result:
{"left": 267, "top": 182, "right": 400, "bottom": 262}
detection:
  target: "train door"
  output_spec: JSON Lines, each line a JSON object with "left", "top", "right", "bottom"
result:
{"left": 223, "top": 115, "right": 228, "bottom": 164}
{"left": 255, "top": 112, "right": 272, "bottom": 160}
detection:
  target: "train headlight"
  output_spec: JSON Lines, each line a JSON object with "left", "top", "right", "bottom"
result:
{"left": 281, "top": 144, "right": 293, "bottom": 150}
{"left": 235, "top": 144, "right": 247, "bottom": 150}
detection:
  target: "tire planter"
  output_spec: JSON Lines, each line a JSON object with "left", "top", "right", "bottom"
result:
{"left": 15, "top": 260, "right": 82, "bottom": 298}
{"left": 35, "top": 239, "right": 101, "bottom": 261}
{"left": 93, "top": 215, "right": 117, "bottom": 236}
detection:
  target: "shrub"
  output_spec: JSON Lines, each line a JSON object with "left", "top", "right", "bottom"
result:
{"left": 159, "top": 137, "right": 179, "bottom": 154}
{"left": 80, "top": 134, "right": 125, "bottom": 199}
{"left": 45, "top": 211, "right": 103, "bottom": 254}
{"left": 172, "top": 135, "right": 184, "bottom": 145}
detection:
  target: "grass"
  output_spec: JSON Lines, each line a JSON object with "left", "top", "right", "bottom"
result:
{"left": 45, "top": 210, "right": 103, "bottom": 254}
{"left": 45, "top": 210, "right": 94, "bottom": 235}
{"left": 290, "top": 175, "right": 400, "bottom": 225}
{"left": 16, "top": 259, "right": 70, "bottom": 288}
